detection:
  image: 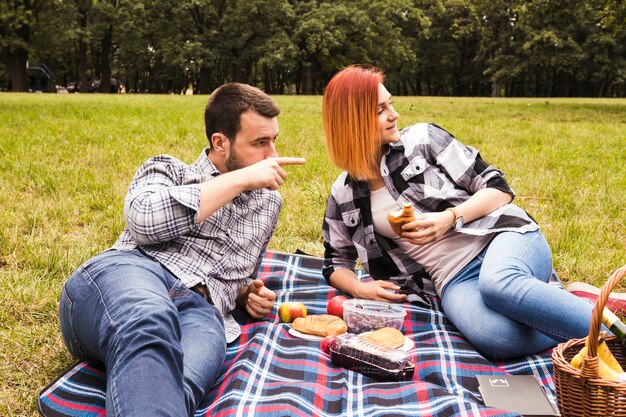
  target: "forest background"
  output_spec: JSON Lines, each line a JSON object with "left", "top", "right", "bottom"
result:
{"left": 2, "top": 0, "right": 626, "bottom": 97}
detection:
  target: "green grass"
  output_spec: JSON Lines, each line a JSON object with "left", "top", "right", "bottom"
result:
{"left": 1, "top": 93, "right": 625, "bottom": 415}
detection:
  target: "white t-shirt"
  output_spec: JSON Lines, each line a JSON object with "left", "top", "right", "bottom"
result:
{"left": 369, "top": 186, "right": 492, "bottom": 295}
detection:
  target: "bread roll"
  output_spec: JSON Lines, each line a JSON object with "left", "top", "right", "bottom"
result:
{"left": 292, "top": 314, "right": 348, "bottom": 337}
{"left": 387, "top": 203, "right": 415, "bottom": 236}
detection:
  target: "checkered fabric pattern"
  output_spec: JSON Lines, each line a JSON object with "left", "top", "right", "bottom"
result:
{"left": 39, "top": 251, "right": 557, "bottom": 417}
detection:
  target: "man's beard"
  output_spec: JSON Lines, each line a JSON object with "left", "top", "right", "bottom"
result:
{"left": 225, "top": 147, "right": 245, "bottom": 172}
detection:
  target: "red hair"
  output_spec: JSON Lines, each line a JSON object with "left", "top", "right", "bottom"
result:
{"left": 322, "top": 65, "right": 384, "bottom": 180}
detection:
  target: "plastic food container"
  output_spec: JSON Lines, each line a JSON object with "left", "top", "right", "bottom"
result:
{"left": 342, "top": 299, "right": 406, "bottom": 334}
{"left": 325, "top": 333, "right": 414, "bottom": 381}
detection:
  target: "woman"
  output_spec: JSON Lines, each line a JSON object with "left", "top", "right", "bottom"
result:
{"left": 321, "top": 65, "right": 594, "bottom": 359}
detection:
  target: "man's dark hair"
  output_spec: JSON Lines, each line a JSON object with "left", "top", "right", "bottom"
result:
{"left": 205, "top": 83, "right": 280, "bottom": 148}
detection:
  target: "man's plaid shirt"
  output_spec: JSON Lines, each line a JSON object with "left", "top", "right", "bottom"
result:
{"left": 113, "top": 148, "right": 281, "bottom": 342}
{"left": 322, "top": 123, "right": 539, "bottom": 304}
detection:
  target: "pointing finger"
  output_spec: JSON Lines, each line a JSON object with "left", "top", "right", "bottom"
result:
{"left": 273, "top": 157, "right": 306, "bottom": 166}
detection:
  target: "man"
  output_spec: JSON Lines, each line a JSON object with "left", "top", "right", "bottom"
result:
{"left": 58, "top": 83, "right": 305, "bottom": 416}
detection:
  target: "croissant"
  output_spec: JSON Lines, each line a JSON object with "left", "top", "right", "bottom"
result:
{"left": 292, "top": 314, "right": 348, "bottom": 337}
{"left": 387, "top": 203, "right": 415, "bottom": 236}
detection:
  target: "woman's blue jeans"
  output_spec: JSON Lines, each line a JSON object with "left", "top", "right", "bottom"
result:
{"left": 59, "top": 249, "right": 226, "bottom": 417}
{"left": 441, "top": 230, "right": 594, "bottom": 360}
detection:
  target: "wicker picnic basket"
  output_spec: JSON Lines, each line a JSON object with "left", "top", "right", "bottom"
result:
{"left": 552, "top": 265, "right": 626, "bottom": 417}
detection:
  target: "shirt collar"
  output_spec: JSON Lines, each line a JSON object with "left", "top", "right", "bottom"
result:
{"left": 388, "top": 139, "right": 405, "bottom": 151}
{"left": 195, "top": 147, "right": 222, "bottom": 178}
{"left": 341, "top": 172, "right": 372, "bottom": 199}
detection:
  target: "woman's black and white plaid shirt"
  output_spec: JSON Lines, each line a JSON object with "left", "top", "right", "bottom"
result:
{"left": 113, "top": 149, "right": 281, "bottom": 342}
{"left": 322, "top": 123, "right": 539, "bottom": 304}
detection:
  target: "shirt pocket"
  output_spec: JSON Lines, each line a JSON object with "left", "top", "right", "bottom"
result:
{"left": 401, "top": 156, "right": 427, "bottom": 181}
{"left": 341, "top": 209, "right": 361, "bottom": 228}
{"left": 401, "top": 156, "right": 445, "bottom": 193}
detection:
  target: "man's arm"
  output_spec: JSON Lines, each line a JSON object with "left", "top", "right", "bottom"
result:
{"left": 123, "top": 156, "right": 201, "bottom": 244}
{"left": 124, "top": 156, "right": 304, "bottom": 244}
{"left": 196, "top": 157, "right": 305, "bottom": 223}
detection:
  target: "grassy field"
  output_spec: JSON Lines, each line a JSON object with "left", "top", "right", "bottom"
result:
{"left": 1, "top": 93, "right": 625, "bottom": 415}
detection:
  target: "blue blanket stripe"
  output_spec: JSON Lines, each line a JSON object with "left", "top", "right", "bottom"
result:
{"left": 39, "top": 251, "right": 555, "bottom": 417}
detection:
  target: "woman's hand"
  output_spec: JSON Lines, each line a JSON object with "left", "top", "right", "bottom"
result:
{"left": 353, "top": 280, "right": 407, "bottom": 303}
{"left": 401, "top": 210, "right": 454, "bottom": 245}
{"left": 329, "top": 269, "right": 406, "bottom": 303}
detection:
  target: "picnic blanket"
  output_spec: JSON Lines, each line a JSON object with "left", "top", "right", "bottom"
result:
{"left": 38, "top": 251, "right": 558, "bottom": 417}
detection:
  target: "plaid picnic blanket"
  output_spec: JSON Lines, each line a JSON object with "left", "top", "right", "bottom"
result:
{"left": 38, "top": 251, "right": 557, "bottom": 417}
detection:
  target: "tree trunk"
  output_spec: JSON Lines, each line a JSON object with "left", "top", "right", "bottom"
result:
{"left": 415, "top": 70, "right": 422, "bottom": 96}
{"left": 79, "top": 42, "right": 88, "bottom": 92}
{"left": 490, "top": 80, "right": 500, "bottom": 97}
{"left": 550, "top": 68, "right": 558, "bottom": 97}
{"left": 534, "top": 71, "right": 541, "bottom": 97}
{"left": 78, "top": 11, "right": 89, "bottom": 92}
{"left": 302, "top": 65, "right": 313, "bottom": 95}
{"left": 294, "top": 64, "right": 302, "bottom": 95}
{"left": 597, "top": 75, "right": 610, "bottom": 98}
{"left": 6, "top": 18, "right": 31, "bottom": 92}
{"left": 99, "top": 25, "right": 113, "bottom": 93}
{"left": 133, "top": 70, "right": 139, "bottom": 93}
{"left": 7, "top": 49, "right": 29, "bottom": 92}
{"left": 198, "top": 66, "right": 210, "bottom": 94}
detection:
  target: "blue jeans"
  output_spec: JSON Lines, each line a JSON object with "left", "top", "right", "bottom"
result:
{"left": 59, "top": 249, "right": 226, "bottom": 417}
{"left": 441, "top": 230, "right": 594, "bottom": 360}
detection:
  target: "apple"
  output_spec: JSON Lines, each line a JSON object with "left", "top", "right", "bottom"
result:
{"left": 278, "top": 302, "right": 307, "bottom": 323}
{"left": 327, "top": 295, "right": 348, "bottom": 319}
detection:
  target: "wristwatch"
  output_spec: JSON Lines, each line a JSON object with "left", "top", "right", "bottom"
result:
{"left": 445, "top": 207, "right": 464, "bottom": 232}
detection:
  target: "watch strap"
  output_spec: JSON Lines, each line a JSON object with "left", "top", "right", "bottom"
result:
{"left": 445, "top": 207, "right": 463, "bottom": 231}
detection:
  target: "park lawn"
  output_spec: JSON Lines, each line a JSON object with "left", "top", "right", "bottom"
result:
{"left": 0, "top": 93, "right": 625, "bottom": 415}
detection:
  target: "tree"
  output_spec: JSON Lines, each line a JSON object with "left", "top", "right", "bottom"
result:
{"left": 410, "top": 0, "right": 485, "bottom": 96}
{"left": 2, "top": 0, "right": 624, "bottom": 96}
{"left": 473, "top": 0, "right": 527, "bottom": 97}
{"left": 90, "top": 0, "right": 120, "bottom": 93}
{"left": 0, "top": 0, "right": 48, "bottom": 91}
{"left": 29, "top": 1, "right": 83, "bottom": 89}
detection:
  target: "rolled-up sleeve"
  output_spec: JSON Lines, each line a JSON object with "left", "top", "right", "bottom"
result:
{"left": 322, "top": 192, "right": 358, "bottom": 283}
{"left": 123, "top": 155, "right": 202, "bottom": 244}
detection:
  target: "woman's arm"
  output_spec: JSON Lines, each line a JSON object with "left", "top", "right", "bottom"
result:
{"left": 447, "top": 187, "right": 512, "bottom": 224}
{"left": 398, "top": 124, "right": 514, "bottom": 245}
{"left": 402, "top": 188, "right": 512, "bottom": 245}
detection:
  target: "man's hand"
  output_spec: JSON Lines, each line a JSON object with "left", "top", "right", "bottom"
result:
{"left": 238, "top": 279, "right": 276, "bottom": 319}
{"left": 237, "top": 157, "right": 306, "bottom": 191}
